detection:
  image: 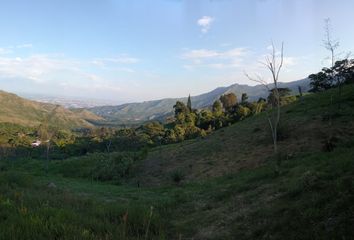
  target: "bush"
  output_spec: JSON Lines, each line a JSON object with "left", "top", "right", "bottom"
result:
{"left": 0, "top": 171, "right": 33, "bottom": 188}
{"left": 322, "top": 136, "right": 338, "bottom": 152}
{"left": 184, "top": 125, "right": 203, "bottom": 139}
{"left": 171, "top": 170, "right": 185, "bottom": 184}
{"left": 50, "top": 151, "right": 144, "bottom": 182}
{"left": 301, "top": 171, "right": 320, "bottom": 191}
{"left": 93, "top": 153, "right": 134, "bottom": 181}
{"left": 276, "top": 124, "right": 290, "bottom": 141}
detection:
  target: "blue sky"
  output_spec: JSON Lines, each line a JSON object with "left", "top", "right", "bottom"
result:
{"left": 0, "top": 0, "right": 353, "bottom": 103}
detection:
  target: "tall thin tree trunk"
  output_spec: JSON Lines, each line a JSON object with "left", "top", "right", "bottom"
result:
{"left": 45, "top": 143, "right": 50, "bottom": 174}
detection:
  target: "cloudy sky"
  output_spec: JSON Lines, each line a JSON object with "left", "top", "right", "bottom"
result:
{"left": 0, "top": 0, "right": 354, "bottom": 103}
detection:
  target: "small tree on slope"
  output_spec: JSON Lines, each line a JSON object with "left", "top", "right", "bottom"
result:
{"left": 245, "top": 42, "right": 284, "bottom": 170}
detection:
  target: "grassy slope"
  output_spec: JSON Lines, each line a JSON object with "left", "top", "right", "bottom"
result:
{"left": 0, "top": 90, "right": 99, "bottom": 128}
{"left": 134, "top": 85, "right": 354, "bottom": 186}
{"left": 0, "top": 85, "right": 353, "bottom": 239}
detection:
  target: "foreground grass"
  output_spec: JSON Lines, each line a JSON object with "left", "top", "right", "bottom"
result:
{"left": 1, "top": 141, "right": 353, "bottom": 239}
{"left": 0, "top": 171, "right": 169, "bottom": 240}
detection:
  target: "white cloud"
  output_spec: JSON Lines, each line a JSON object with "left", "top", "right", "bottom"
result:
{"left": 0, "top": 53, "right": 141, "bottom": 99}
{"left": 0, "top": 48, "right": 12, "bottom": 55}
{"left": 283, "top": 57, "right": 297, "bottom": 67}
{"left": 102, "top": 56, "right": 139, "bottom": 64}
{"left": 0, "top": 43, "right": 33, "bottom": 55}
{"left": 197, "top": 16, "right": 214, "bottom": 33}
{"left": 182, "top": 48, "right": 247, "bottom": 60}
{"left": 181, "top": 47, "right": 248, "bottom": 69}
{"left": 182, "top": 49, "right": 219, "bottom": 59}
{"left": 0, "top": 54, "right": 91, "bottom": 83}
{"left": 266, "top": 45, "right": 273, "bottom": 51}
{"left": 220, "top": 43, "right": 232, "bottom": 47}
{"left": 16, "top": 43, "right": 33, "bottom": 49}
{"left": 91, "top": 55, "right": 140, "bottom": 71}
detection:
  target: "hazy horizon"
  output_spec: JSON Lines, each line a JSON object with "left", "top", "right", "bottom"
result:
{"left": 1, "top": 0, "right": 353, "bottom": 102}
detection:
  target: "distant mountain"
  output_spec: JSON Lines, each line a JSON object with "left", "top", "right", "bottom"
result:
{"left": 20, "top": 93, "right": 118, "bottom": 108}
{"left": 89, "top": 78, "right": 310, "bottom": 124}
{"left": 0, "top": 90, "right": 102, "bottom": 129}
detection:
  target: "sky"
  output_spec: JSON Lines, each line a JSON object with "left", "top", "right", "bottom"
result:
{"left": 0, "top": 0, "right": 354, "bottom": 103}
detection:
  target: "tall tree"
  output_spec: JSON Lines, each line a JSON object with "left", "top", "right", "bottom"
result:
{"left": 187, "top": 94, "right": 192, "bottom": 112}
{"left": 333, "top": 58, "right": 354, "bottom": 108}
{"left": 309, "top": 71, "right": 332, "bottom": 92}
{"left": 173, "top": 101, "right": 189, "bottom": 116}
{"left": 241, "top": 93, "right": 249, "bottom": 104}
{"left": 173, "top": 101, "right": 189, "bottom": 124}
{"left": 334, "top": 59, "right": 354, "bottom": 85}
{"left": 298, "top": 86, "right": 304, "bottom": 103}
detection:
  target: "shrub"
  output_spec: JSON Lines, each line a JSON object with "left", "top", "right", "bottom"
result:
{"left": 276, "top": 124, "right": 290, "bottom": 141}
{"left": 301, "top": 171, "right": 320, "bottom": 191}
{"left": 184, "top": 125, "right": 203, "bottom": 139}
{"left": 322, "top": 136, "right": 338, "bottom": 152}
{"left": 50, "top": 151, "right": 143, "bottom": 182}
{"left": 0, "top": 171, "right": 33, "bottom": 188}
{"left": 171, "top": 170, "right": 185, "bottom": 184}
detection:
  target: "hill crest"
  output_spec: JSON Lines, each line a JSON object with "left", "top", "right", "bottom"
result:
{"left": 0, "top": 90, "right": 100, "bottom": 129}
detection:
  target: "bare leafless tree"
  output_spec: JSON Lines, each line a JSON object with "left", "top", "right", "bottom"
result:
{"left": 322, "top": 18, "right": 352, "bottom": 109}
{"left": 323, "top": 18, "right": 339, "bottom": 68}
{"left": 245, "top": 42, "right": 284, "bottom": 161}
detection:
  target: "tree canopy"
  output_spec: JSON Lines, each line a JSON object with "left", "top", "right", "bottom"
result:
{"left": 220, "top": 93, "right": 237, "bottom": 110}
{"left": 309, "top": 58, "right": 354, "bottom": 92}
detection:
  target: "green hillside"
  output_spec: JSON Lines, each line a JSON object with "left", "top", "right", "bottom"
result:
{"left": 0, "top": 85, "right": 353, "bottom": 239}
{"left": 134, "top": 84, "right": 354, "bottom": 186}
{"left": 0, "top": 90, "right": 100, "bottom": 129}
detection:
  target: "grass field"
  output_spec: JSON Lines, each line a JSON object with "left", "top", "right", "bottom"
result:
{"left": 1, "top": 85, "right": 354, "bottom": 239}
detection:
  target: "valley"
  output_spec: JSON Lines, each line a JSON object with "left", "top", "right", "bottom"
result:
{"left": 1, "top": 1, "right": 354, "bottom": 239}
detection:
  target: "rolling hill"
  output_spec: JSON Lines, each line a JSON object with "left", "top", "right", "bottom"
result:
{"left": 89, "top": 78, "right": 310, "bottom": 124}
{"left": 0, "top": 90, "right": 101, "bottom": 129}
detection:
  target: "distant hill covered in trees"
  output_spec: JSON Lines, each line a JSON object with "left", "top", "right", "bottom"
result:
{"left": 88, "top": 78, "right": 310, "bottom": 125}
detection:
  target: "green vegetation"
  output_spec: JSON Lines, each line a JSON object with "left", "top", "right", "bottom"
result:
{"left": 48, "top": 151, "right": 147, "bottom": 183}
{"left": 0, "top": 83, "right": 354, "bottom": 239}
{"left": 309, "top": 58, "right": 354, "bottom": 92}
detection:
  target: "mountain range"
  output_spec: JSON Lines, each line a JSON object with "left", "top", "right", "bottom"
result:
{"left": 0, "top": 78, "right": 310, "bottom": 127}
{"left": 89, "top": 78, "right": 310, "bottom": 124}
